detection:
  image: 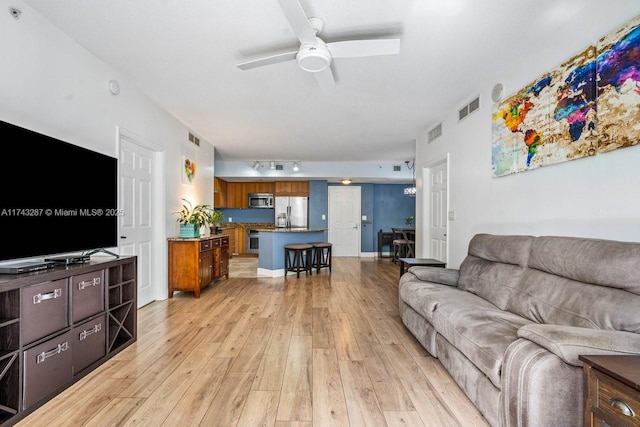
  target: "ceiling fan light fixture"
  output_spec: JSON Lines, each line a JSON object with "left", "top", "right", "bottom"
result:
{"left": 297, "top": 40, "right": 331, "bottom": 72}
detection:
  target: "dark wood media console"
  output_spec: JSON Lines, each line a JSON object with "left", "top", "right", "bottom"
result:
{"left": 0, "top": 256, "right": 137, "bottom": 425}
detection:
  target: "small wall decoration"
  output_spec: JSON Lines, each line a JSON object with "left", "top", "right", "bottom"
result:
{"left": 596, "top": 14, "right": 640, "bottom": 153}
{"left": 182, "top": 156, "right": 196, "bottom": 184}
{"left": 491, "top": 13, "right": 640, "bottom": 177}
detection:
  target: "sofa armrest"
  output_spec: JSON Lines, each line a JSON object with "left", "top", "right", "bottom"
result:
{"left": 408, "top": 267, "right": 459, "bottom": 287}
{"left": 517, "top": 324, "right": 640, "bottom": 367}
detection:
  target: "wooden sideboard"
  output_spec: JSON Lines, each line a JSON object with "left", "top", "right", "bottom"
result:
{"left": 168, "top": 235, "right": 230, "bottom": 298}
{"left": 580, "top": 354, "right": 640, "bottom": 427}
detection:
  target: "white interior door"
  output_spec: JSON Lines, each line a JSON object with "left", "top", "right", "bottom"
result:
{"left": 119, "top": 137, "right": 155, "bottom": 307}
{"left": 429, "top": 160, "right": 448, "bottom": 262}
{"left": 328, "top": 186, "right": 361, "bottom": 257}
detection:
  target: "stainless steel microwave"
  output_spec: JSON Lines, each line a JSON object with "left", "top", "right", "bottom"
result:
{"left": 248, "top": 193, "right": 274, "bottom": 208}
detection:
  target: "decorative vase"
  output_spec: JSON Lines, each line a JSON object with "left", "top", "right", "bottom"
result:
{"left": 179, "top": 223, "right": 200, "bottom": 238}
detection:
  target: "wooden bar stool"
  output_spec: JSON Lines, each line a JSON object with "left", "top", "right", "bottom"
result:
{"left": 309, "top": 242, "right": 332, "bottom": 274}
{"left": 284, "top": 244, "right": 313, "bottom": 278}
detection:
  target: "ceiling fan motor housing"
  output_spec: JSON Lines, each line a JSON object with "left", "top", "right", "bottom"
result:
{"left": 297, "top": 38, "right": 331, "bottom": 72}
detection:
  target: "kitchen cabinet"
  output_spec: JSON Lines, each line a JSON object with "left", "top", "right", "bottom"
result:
{"left": 234, "top": 227, "right": 246, "bottom": 255}
{"left": 225, "top": 182, "right": 247, "bottom": 208}
{"left": 168, "top": 236, "right": 229, "bottom": 298}
{"left": 274, "top": 180, "right": 309, "bottom": 196}
{"left": 214, "top": 177, "right": 227, "bottom": 208}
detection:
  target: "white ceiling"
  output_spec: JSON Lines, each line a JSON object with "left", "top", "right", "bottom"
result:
{"left": 21, "top": 0, "right": 640, "bottom": 164}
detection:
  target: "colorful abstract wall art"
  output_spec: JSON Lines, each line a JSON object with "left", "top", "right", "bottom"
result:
{"left": 492, "top": 47, "right": 597, "bottom": 177}
{"left": 597, "top": 14, "right": 640, "bottom": 153}
{"left": 491, "top": 13, "right": 640, "bottom": 177}
{"left": 182, "top": 156, "right": 196, "bottom": 184}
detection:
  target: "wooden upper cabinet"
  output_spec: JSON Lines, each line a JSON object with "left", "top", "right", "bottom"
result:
{"left": 214, "top": 177, "right": 227, "bottom": 208}
{"left": 255, "top": 182, "right": 275, "bottom": 194}
{"left": 225, "top": 182, "right": 247, "bottom": 208}
{"left": 275, "top": 180, "right": 309, "bottom": 196}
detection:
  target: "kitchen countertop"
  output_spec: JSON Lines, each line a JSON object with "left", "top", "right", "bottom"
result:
{"left": 256, "top": 228, "right": 327, "bottom": 233}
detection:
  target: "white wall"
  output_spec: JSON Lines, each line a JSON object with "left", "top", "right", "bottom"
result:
{"left": 416, "top": 4, "right": 640, "bottom": 268}
{"left": 1, "top": 0, "right": 215, "bottom": 297}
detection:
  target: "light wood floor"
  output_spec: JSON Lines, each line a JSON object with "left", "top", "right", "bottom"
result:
{"left": 17, "top": 257, "right": 489, "bottom": 427}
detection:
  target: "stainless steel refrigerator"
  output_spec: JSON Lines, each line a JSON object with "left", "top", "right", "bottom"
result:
{"left": 275, "top": 196, "right": 308, "bottom": 228}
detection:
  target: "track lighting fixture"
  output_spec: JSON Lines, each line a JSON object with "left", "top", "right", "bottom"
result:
{"left": 269, "top": 161, "right": 276, "bottom": 170}
{"left": 292, "top": 161, "right": 299, "bottom": 172}
{"left": 252, "top": 161, "right": 261, "bottom": 170}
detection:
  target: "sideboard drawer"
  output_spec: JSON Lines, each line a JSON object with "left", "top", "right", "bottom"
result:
{"left": 72, "top": 314, "right": 106, "bottom": 375}
{"left": 595, "top": 369, "right": 640, "bottom": 426}
{"left": 71, "top": 269, "right": 105, "bottom": 323}
{"left": 21, "top": 279, "right": 69, "bottom": 345}
{"left": 200, "top": 239, "right": 212, "bottom": 251}
{"left": 23, "top": 331, "right": 73, "bottom": 409}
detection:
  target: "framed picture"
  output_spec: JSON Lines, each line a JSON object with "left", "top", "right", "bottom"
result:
{"left": 182, "top": 156, "right": 196, "bottom": 185}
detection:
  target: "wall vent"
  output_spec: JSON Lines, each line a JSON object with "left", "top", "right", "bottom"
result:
{"left": 428, "top": 123, "right": 442, "bottom": 143}
{"left": 188, "top": 132, "right": 200, "bottom": 146}
{"left": 275, "top": 164, "right": 284, "bottom": 171}
{"left": 459, "top": 96, "right": 480, "bottom": 122}
{"left": 393, "top": 165, "right": 402, "bottom": 172}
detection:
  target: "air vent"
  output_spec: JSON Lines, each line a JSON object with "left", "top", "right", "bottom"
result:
{"left": 275, "top": 164, "right": 284, "bottom": 171}
{"left": 393, "top": 165, "right": 402, "bottom": 172}
{"left": 458, "top": 96, "right": 480, "bottom": 122}
{"left": 188, "top": 132, "right": 200, "bottom": 146}
{"left": 428, "top": 123, "right": 442, "bottom": 143}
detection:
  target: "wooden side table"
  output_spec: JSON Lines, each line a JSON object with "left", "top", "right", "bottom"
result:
{"left": 579, "top": 354, "right": 640, "bottom": 427}
{"left": 398, "top": 257, "right": 446, "bottom": 279}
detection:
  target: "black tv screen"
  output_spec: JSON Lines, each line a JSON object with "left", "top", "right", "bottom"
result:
{"left": 0, "top": 119, "right": 118, "bottom": 262}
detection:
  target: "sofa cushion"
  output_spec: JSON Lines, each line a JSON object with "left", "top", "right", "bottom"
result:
{"left": 518, "top": 324, "right": 640, "bottom": 366}
{"left": 399, "top": 278, "right": 493, "bottom": 323}
{"left": 432, "top": 301, "right": 533, "bottom": 388}
{"left": 458, "top": 234, "right": 534, "bottom": 310}
{"left": 507, "top": 236, "right": 640, "bottom": 332}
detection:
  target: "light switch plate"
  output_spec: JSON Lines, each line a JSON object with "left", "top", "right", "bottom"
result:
{"left": 228, "top": 217, "right": 233, "bottom": 222}
{"left": 322, "top": 214, "right": 326, "bottom": 220}
{"left": 362, "top": 215, "right": 367, "bottom": 221}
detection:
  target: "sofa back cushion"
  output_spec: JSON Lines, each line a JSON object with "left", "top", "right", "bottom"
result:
{"left": 506, "top": 236, "right": 640, "bottom": 332}
{"left": 458, "top": 234, "right": 534, "bottom": 310}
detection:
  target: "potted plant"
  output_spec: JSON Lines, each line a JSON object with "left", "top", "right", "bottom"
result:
{"left": 173, "top": 198, "right": 215, "bottom": 238}
{"left": 210, "top": 209, "right": 225, "bottom": 234}
{"left": 405, "top": 215, "right": 414, "bottom": 227}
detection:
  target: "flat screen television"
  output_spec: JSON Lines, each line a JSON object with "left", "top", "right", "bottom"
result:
{"left": 0, "top": 119, "right": 118, "bottom": 262}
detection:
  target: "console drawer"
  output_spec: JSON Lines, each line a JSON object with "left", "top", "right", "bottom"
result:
{"left": 23, "top": 331, "right": 73, "bottom": 409}
{"left": 71, "top": 270, "right": 105, "bottom": 323}
{"left": 21, "top": 279, "right": 69, "bottom": 345}
{"left": 72, "top": 314, "right": 106, "bottom": 375}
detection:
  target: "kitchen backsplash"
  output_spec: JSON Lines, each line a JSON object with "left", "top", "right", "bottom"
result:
{"left": 218, "top": 208, "right": 274, "bottom": 224}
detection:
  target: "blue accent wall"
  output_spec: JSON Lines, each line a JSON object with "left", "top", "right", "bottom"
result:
{"left": 309, "top": 180, "right": 328, "bottom": 229}
{"left": 373, "top": 184, "right": 416, "bottom": 251}
{"left": 360, "top": 184, "right": 374, "bottom": 252}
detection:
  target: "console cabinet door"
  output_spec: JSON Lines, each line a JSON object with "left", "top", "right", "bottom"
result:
{"left": 72, "top": 314, "right": 106, "bottom": 375}
{"left": 23, "top": 330, "right": 73, "bottom": 409}
{"left": 21, "top": 279, "right": 69, "bottom": 345}
{"left": 71, "top": 270, "right": 105, "bottom": 323}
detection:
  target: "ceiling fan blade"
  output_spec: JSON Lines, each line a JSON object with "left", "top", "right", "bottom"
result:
{"left": 327, "top": 38, "right": 401, "bottom": 58}
{"left": 313, "top": 67, "right": 335, "bottom": 94}
{"left": 236, "top": 51, "right": 298, "bottom": 70}
{"left": 275, "top": 0, "right": 317, "bottom": 45}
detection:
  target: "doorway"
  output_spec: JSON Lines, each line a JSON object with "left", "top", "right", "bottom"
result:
{"left": 118, "top": 128, "right": 163, "bottom": 307}
{"left": 424, "top": 156, "right": 449, "bottom": 263}
{"left": 328, "top": 186, "right": 361, "bottom": 257}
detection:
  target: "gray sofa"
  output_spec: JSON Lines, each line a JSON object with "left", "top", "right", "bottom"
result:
{"left": 398, "top": 233, "right": 640, "bottom": 426}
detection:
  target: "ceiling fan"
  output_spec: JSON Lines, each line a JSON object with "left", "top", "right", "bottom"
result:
{"left": 236, "top": 0, "right": 401, "bottom": 93}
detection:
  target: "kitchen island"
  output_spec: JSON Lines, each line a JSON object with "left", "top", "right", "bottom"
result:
{"left": 256, "top": 228, "right": 327, "bottom": 276}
